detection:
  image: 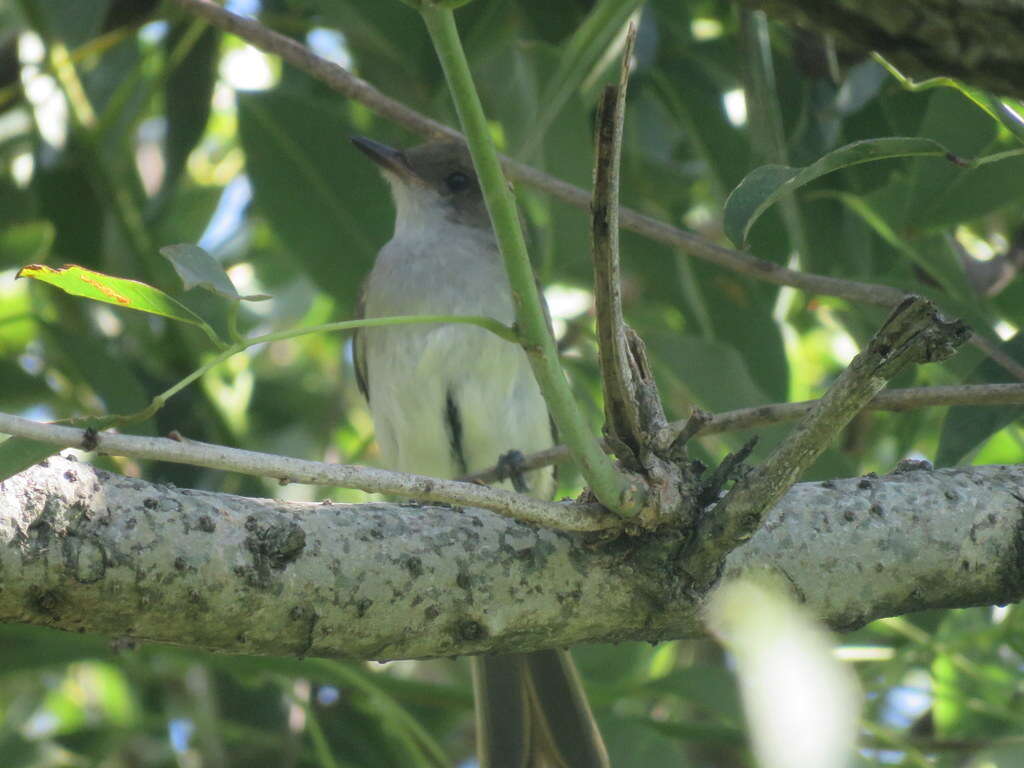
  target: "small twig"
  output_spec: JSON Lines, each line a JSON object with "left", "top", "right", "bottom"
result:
{"left": 664, "top": 407, "right": 714, "bottom": 454}
{"left": 462, "top": 382, "right": 1024, "bottom": 483}
{"left": 0, "top": 413, "right": 619, "bottom": 532}
{"left": 686, "top": 382, "right": 1024, "bottom": 436}
{"left": 592, "top": 24, "right": 643, "bottom": 453}
{"left": 696, "top": 437, "right": 758, "bottom": 507}
{"left": 684, "top": 296, "right": 970, "bottom": 586}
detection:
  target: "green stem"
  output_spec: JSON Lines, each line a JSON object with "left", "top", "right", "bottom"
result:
{"left": 261, "top": 313, "right": 518, "bottom": 345}
{"left": 226, "top": 302, "right": 244, "bottom": 344}
{"left": 419, "top": 3, "right": 641, "bottom": 516}
{"left": 129, "top": 313, "right": 517, "bottom": 422}
{"left": 975, "top": 146, "right": 1024, "bottom": 166}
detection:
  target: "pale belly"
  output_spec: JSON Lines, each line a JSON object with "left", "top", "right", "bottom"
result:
{"left": 364, "top": 321, "right": 555, "bottom": 498}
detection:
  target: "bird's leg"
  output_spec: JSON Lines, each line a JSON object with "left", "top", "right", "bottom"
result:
{"left": 496, "top": 449, "right": 529, "bottom": 493}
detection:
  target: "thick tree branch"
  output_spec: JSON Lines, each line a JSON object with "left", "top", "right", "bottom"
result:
{"left": 2, "top": 457, "right": 1022, "bottom": 659}
{"left": 739, "top": 0, "right": 1024, "bottom": 102}
{"left": 463, "top": 383, "right": 1024, "bottom": 484}
{"left": 0, "top": 413, "right": 617, "bottom": 532}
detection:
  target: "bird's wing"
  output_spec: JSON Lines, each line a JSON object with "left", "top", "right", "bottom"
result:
{"left": 352, "top": 287, "right": 369, "bottom": 402}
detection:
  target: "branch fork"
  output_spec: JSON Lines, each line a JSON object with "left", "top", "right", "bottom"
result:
{"left": 589, "top": 25, "right": 680, "bottom": 529}
{"left": 683, "top": 296, "right": 970, "bottom": 588}
{"left": 585, "top": 28, "right": 971, "bottom": 578}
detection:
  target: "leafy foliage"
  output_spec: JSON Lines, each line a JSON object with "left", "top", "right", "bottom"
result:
{"left": 0, "top": 0, "right": 1023, "bottom": 766}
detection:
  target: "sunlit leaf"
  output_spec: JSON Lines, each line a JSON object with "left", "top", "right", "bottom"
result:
{"left": 16, "top": 264, "right": 207, "bottom": 326}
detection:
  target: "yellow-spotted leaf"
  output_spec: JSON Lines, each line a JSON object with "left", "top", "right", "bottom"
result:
{"left": 16, "top": 264, "right": 206, "bottom": 327}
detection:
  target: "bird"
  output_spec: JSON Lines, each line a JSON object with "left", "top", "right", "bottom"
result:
{"left": 351, "top": 136, "right": 609, "bottom": 768}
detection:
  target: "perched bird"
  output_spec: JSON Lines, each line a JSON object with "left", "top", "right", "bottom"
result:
{"left": 351, "top": 136, "right": 608, "bottom": 768}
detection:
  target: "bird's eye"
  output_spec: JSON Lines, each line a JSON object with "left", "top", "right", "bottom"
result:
{"left": 445, "top": 171, "right": 470, "bottom": 192}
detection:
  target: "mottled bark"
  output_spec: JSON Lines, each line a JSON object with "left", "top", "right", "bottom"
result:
{"left": 741, "top": 0, "right": 1024, "bottom": 100}
{"left": 2, "top": 457, "right": 1022, "bottom": 660}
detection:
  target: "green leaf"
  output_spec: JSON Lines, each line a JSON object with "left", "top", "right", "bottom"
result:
{"left": 649, "top": 53, "right": 751, "bottom": 196}
{"left": 163, "top": 24, "right": 219, "bottom": 191}
{"left": 647, "top": 331, "right": 773, "bottom": 412}
{"left": 724, "top": 137, "right": 954, "bottom": 247}
{"left": 152, "top": 185, "right": 224, "bottom": 246}
{"left": 0, "top": 437, "right": 59, "bottom": 483}
{"left": 16, "top": 264, "right": 207, "bottom": 327}
{"left": 936, "top": 334, "right": 1024, "bottom": 467}
{"left": 902, "top": 88, "right": 998, "bottom": 229}
{"left": 160, "top": 244, "right": 270, "bottom": 301}
{"left": 672, "top": 256, "right": 789, "bottom": 403}
{"left": 34, "top": 162, "right": 105, "bottom": 268}
{"left": 516, "top": 0, "right": 644, "bottom": 156}
{"left": 0, "top": 220, "right": 55, "bottom": 266}
{"left": 873, "top": 53, "right": 1024, "bottom": 145}
{"left": 237, "top": 88, "right": 391, "bottom": 308}
{"left": 0, "top": 364, "right": 45, "bottom": 409}
{"left": 824, "top": 189, "right": 973, "bottom": 300}
{"left": 24, "top": 0, "right": 111, "bottom": 47}
{"left": 910, "top": 153, "right": 1024, "bottom": 231}
{"left": 41, "top": 324, "right": 154, "bottom": 435}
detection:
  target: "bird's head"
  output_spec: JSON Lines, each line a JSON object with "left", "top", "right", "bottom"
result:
{"left": 351, "top": 137, "right": 490, "bottom": 232}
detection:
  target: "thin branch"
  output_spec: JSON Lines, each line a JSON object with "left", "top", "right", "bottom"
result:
{"left": 0, "top": 413, "right": 619, "bottom": 532}
{"left": 462, "top": 382, "right": 1024, "bottom": 483}
{"left": 688, "top": 382, "right": 1024, "bottom": 436}
{"left": 592, "top": 24, "right": 645, "bottom": 451}
{"left": 418, "top": 3, "right": 644, "bottom": 517}
{"left": 684, "top": 296, "right": 971, "bottom": 585}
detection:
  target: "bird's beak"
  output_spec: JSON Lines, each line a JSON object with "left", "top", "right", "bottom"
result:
{"left": 350, "top": 136, "right": 416, "bottom": 181}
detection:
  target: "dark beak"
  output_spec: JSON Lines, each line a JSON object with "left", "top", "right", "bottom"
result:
{"left": 350, "top": 136, "right": 415, "bottom": 180}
